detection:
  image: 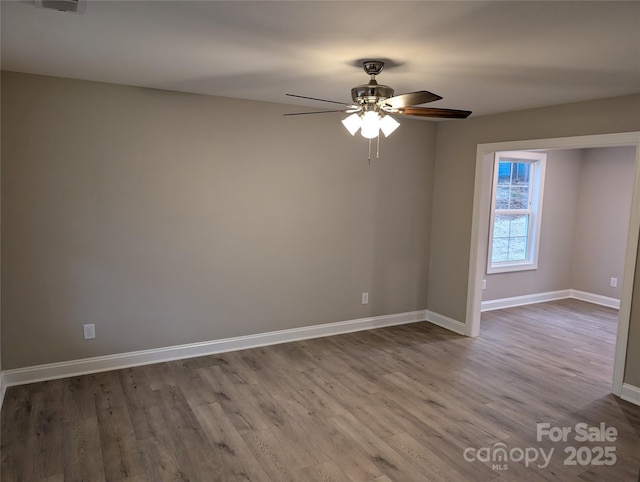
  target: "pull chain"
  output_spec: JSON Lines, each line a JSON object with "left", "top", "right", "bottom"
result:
{"left": 366, "top": 136, "right": 382, "bottom": 165}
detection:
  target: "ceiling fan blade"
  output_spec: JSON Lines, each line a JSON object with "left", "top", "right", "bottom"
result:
{"left": 283, "top": 109, "right": 347, "bottom": 116}
{"left": 379, "top": 91, "right": 442, "bottom": 109}
{"left": 286, "top": 93, "right": 351, "bottom": 106}
{"left": 394, "top": 107, "right": 472, "bottom": 119}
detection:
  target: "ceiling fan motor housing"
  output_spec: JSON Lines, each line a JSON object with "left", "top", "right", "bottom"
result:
{"left": 351, "top": 80, "right": 394, "bottom": 105}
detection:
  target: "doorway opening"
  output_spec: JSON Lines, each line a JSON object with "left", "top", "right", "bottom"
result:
{"left": 467, "top": 132, "right": 640, "bottom": 398}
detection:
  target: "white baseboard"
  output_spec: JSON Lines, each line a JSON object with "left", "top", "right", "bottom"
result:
{"left": 481, "top": 289, "right": 620, "bottom": 312}
{"left": 481, "top": 290, "right": 571, "bottom": 312}
{"left": 570, "top": 290, "right": 620, "bottom": 309}
{"left": 425, "top": 310, "right": 467, "bottom": 335}
{"left": 620, "top": 383, "right": 640, "bottom": 407}
{"left": 3, "top": 310, "right": 428, "bottom": 387}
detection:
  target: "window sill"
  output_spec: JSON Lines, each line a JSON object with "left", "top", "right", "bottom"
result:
{"left": 487, "top": 262, "right": 538, "bottom": 274}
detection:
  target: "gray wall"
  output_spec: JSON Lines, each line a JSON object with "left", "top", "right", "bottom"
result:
{"left": 428, "top": 93, "right": 640, "bottom": 386}
{"left": 1, "top": 71, "right": 436, "bottom": 369}
{"left": 571, "top": 147, "right": 636, "bottom": 298}
{"left": 482, "top": 149, "right": 582, "bottom": 300}
{"left": 3, "top": 71, "right": 640, "bottom": 390}
{"left": 483, "top": 146, "right": 636, "bottom": 301}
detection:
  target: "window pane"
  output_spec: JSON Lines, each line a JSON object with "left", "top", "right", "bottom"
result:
{"left": 493, "top": 214, "right": 529, "bottom": 237}
{"left": 492, "top": 214, "right": 529, "bottom": 263}
{"left": 511, "top": 162, "right": 530, "bottom": 185}
{"left": 509, "top": 214, "right": 529, "bottom": 236}
{"left": 497, "top": 162, "right": 511, "bottom": 185}
{"left": 509, "top": 187, "right": 529, "bottom": 209}
{"left": 496, "top": 161, "right": 532, "bottom": 209}
{"left": 508, "top": 236, "right": 527, "bottom": 261}
{"left": 496, "top": 186, "right": 510, "bottom": 209}
{"left": 493, "top": 215, "right": 510, "bottom": 238}
{"left": 492, "top": 238, "right": 509, "bottom": 263}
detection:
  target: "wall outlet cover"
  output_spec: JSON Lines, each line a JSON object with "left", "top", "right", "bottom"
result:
{"left": 83, "top": 323, "right": 96, "bottom": 340}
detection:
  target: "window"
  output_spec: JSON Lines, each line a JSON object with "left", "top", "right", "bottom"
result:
{"left": 488, "top": 150, "right": 546, "bottom": 273}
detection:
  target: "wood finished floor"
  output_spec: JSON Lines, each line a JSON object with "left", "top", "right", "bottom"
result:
{"left": 2, "top": 299, "right": 640, "bottom": 481}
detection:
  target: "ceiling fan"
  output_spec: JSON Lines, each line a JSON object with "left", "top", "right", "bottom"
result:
{"left": 285, "top": 60, "right": 471, "bottom": 153}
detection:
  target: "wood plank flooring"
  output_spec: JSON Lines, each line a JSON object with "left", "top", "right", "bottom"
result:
{"left": 2, "top": 299, "right": 639, "bottom": 481}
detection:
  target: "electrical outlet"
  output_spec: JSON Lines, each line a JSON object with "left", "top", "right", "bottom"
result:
{"left": 610, "top": 277, "right": 618, "bottom": 288}
{"left": 83, "top": 323, "right": 96, "bottom": 340}
{"left": 362, "top": 292, "right": 369, "bottom": 304}
{"left": 482, "top": 279, "right": 487, "bottom": 290}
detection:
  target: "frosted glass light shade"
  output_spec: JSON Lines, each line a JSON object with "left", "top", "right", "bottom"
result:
{"left": 380, "top": 115, "right": 400, "bottom": 137}
{"left": 341, "top": 113, "right": 361, "bottom": 136}
{"left": 360, "top": 111, "right": 380, "bottom": 139}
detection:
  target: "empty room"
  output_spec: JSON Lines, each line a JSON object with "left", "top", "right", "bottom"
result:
{"left": 1, "top": 1, "right": 640, "bottom": 481}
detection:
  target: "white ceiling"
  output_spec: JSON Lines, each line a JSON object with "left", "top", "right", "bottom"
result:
{"left": 2, "top": 0, "right": 640, "bottom": 117}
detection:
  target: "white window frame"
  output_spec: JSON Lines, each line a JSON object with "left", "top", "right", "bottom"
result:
{"left": 487, "top": 150, "right": 547, "bottom": 274}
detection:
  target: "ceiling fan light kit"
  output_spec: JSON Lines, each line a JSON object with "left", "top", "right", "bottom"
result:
{"left": 379, "top": 114, "right": 400, "bottom": 137}
{"left": 341, "top": 111, "right": 400, "bottom": 139}
{"left": 286, "top": 60, "right": 471, "bottom": 162}
{"left": 341, "top": 113, "right": 362, "bottom": 136}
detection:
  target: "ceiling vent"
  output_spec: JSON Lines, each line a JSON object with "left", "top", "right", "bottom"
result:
{"left": 34, "top": 0, "right": 86, "bottom": 14}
